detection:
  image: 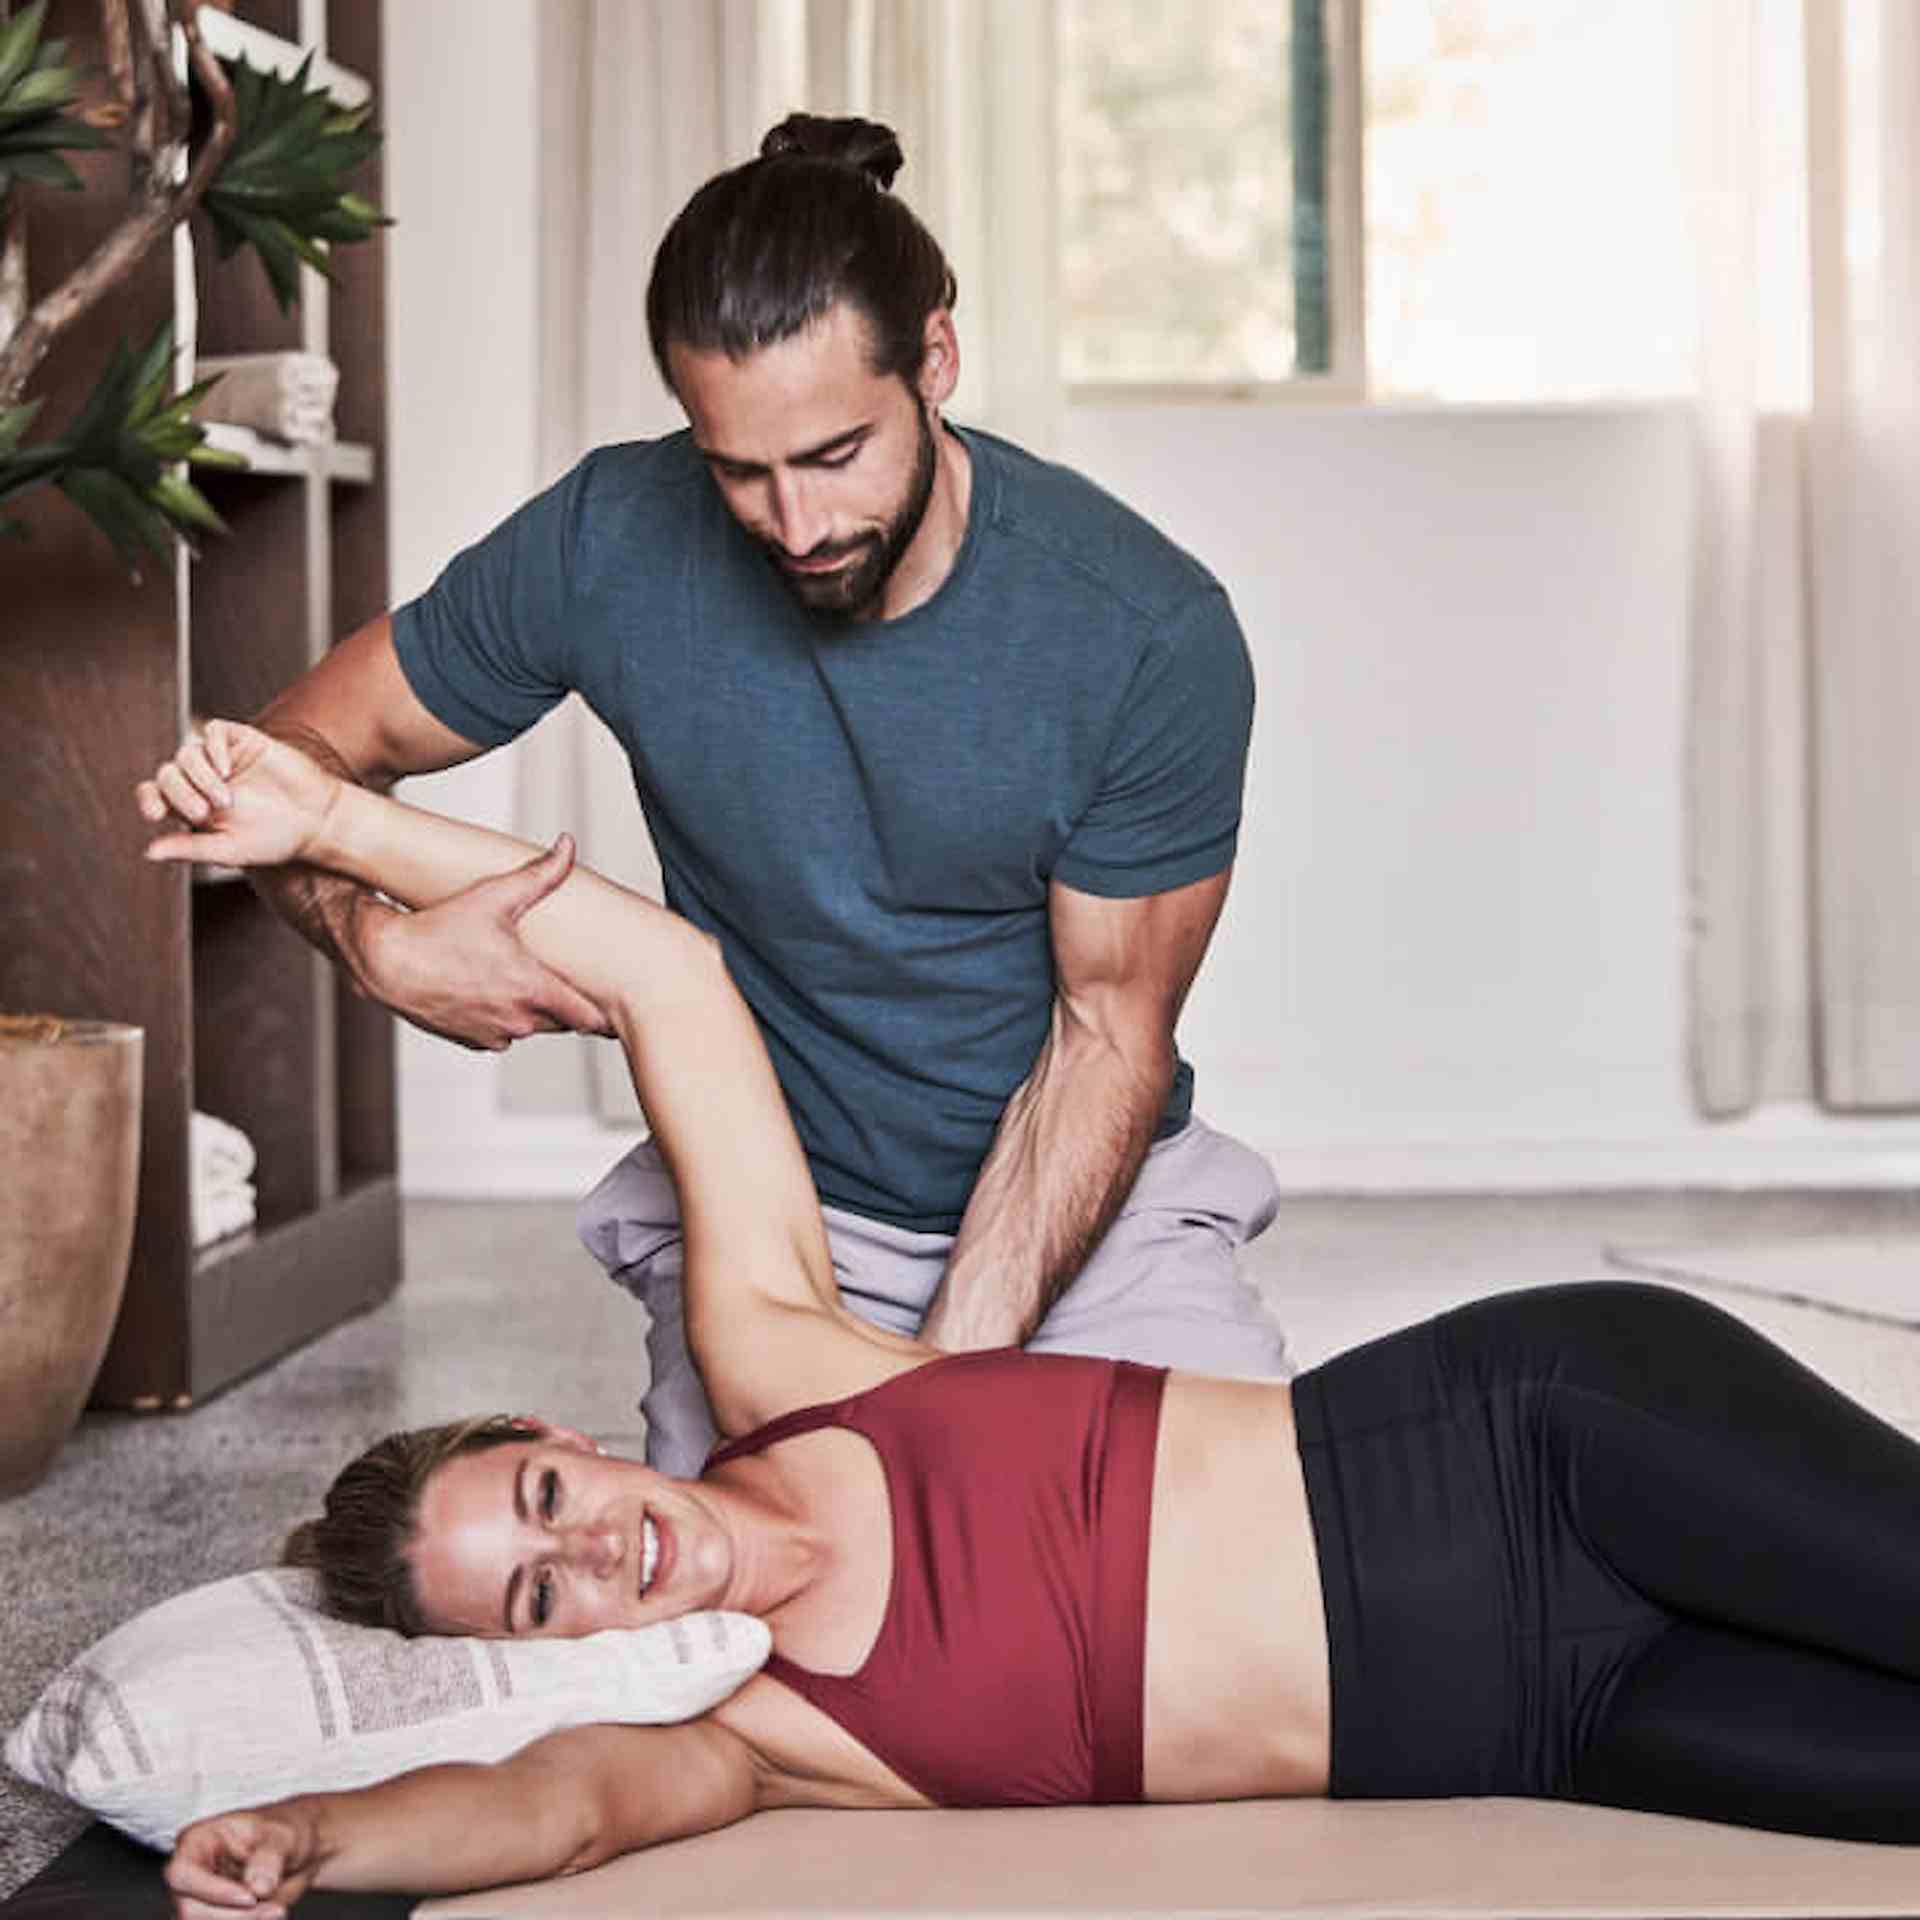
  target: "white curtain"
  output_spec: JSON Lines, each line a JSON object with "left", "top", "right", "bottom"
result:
{"left": 1685, "top": 0, "right": 1920, "bottom": 1116}
{"left": 502, "top": 0, "right": 1060, "bottom": 1121}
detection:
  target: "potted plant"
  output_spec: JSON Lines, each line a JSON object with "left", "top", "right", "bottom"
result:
{"left": 0, "top": 0, "right": 384, "bottom": 1494}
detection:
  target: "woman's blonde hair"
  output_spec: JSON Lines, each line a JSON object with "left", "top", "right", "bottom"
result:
{"left": 283, "top": 1413, "right": 531, "bottom": 1634}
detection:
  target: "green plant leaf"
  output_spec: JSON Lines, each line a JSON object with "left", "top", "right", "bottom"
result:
{"left": 26, "top": 326, "right": 235, "bottom": 574}
{"left": 58, "top": 464, "right": 168, "bottom": 572}
{"left": 149, "top": 466, "right": 226, "bottom": 535}
{"left": 0, "top": 402, "right": 62, "bottom": 506}
{"left": 0, "top": 398, "right": 43, "bottom": 454}
{"left": 200, "top": 51, "right": 388, "bottom": 312}
{"left": 0, "top": 0, "right": 107, "bottom": 196}
{"left": 0, "top": 4, "right": 51, "bottom": 102}
{"left": 0, "top": 147, "right": 80, "bottom": 188}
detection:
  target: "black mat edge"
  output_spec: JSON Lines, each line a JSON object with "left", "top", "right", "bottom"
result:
{"left": 4, "top": 1820, "right": 416, "bottom": 1918}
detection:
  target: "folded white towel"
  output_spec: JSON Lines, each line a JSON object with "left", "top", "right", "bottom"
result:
{"left": 190, "top": 1109, "right": 256, "bottom": 1186}
{"left": 190, "top": 1110, "right": 258, "bottom": 1248}
{"left": 194, "top": 352, "right": 340, "bottom": 446}
{"left": 191, "top": 1182, "right": 257, "bottom": 1249}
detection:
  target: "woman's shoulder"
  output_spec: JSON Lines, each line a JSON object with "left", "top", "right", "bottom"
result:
{"left": 702, "top": 1308, "right": 934, "bottom": 1444}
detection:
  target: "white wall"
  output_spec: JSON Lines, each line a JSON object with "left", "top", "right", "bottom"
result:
{"left": 1068, "top": 404, "right": 1920, "bottom": 1188}
{"left": 381, "top": 0, "right": 553, "bottom": 1178}
{"left": 379, "top": 3, "right": 1920, "bottom": 1198}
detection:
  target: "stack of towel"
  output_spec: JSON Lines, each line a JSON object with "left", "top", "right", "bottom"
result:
{"left": 190, "top": 1111, "right": 257, "bottom": 1248}
{"left": 194, "top": 352, "right": 340, "bottom": 446}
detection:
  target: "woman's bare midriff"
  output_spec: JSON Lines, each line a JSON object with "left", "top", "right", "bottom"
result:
{"left": 1142, "top": 1374, "right": 1331, "bottom": 1803}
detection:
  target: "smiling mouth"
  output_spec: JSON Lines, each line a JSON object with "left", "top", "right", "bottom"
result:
{"left": 640, "top": 1514, "right": 660, "bottom": 1596}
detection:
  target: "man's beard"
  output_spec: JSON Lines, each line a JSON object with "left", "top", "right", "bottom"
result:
{"left": 768, "top": 404, "right": 939, "bottom": 620}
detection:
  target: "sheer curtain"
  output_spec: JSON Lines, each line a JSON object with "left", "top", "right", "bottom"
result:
{"left": 502, "top": 0, "right": 1060, "bottom": 1122}
{"left": 1685, "top": 0, "right": 1920, "bottom": 1116}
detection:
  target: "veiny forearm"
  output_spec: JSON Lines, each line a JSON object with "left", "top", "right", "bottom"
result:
{"left": 243, "top": 717, "right": 397, "bottom": 988}
{"left": 925, "top": 1008, "right": 1174, "bottom": 1350}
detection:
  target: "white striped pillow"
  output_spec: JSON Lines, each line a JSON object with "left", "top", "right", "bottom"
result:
{"left": 4, "top": 1567, "right": 769, "bottom": 1849}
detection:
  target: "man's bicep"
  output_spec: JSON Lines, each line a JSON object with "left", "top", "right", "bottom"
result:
{"left": 1051, "top": 587, "right": 1253, "bottom": 901}
{"left": 255, "top": 615, "right": 487, "bottom": 783}
{"left": 1047, "top": 867, "right": 1233, "bottom": 1041}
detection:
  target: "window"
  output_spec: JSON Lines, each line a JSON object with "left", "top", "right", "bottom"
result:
{"left": 1059, "top": 0, "right": 1364, "bottom": 394}
{"left": 1058, "top": 1, "right": 1693, "bottom": 402}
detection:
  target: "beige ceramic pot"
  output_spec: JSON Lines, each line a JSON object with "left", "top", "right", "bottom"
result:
{"left": 0, "top": 1015, "right": 143, "bottom": 1497}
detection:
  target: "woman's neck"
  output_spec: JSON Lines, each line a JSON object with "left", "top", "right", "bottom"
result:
{"left": 703, "top": 1456, "right": 836, "bottom": 1619}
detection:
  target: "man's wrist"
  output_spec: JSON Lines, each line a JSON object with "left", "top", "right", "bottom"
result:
{"left": 919, "top": 1262, "right": 1035, "bottom": 1352}
{"left": 337, "top": 889, "right": 402, "bottom": 1001}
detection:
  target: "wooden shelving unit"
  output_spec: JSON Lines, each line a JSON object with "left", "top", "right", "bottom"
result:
{"left": 0, "top": 0, "right": 399, "bottom": 1409}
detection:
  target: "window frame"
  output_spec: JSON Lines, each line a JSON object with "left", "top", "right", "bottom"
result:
{"left": 1061, "top": 0, "right": 1368, "bottom": 406}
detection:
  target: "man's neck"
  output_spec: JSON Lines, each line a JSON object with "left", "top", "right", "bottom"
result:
{"left": 872, "top": 422, "right": 973, "bottom": 623}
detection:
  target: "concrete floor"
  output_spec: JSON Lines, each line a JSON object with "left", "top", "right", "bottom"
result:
{"left": 5, "top": 1186, "right": 1919, "bottom": 1901}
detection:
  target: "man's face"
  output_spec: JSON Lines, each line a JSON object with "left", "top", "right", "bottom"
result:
{"left": 669, "top": 303, "right": 942, "bottom": 621}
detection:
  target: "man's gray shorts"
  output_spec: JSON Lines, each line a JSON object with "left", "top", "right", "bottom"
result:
{"left": 576, "top": 1116, "right": 1291, "bottom": 1477}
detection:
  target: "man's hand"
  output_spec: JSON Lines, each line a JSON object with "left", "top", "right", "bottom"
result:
{"left": 166, "top": 1803, "right": 321, "bottom": 1917}
{"left": 349, "top": 839, "right": 616, "bottom": 1051}
{"left": 137, "top": 719, "right": 613, "bottom": 1051}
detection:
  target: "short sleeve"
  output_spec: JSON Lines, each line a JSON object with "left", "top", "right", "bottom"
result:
{"left": 1051, "top": 586, "right": 1254, "bottom": 899}
{"left": 389, "top": 459, "right": 593, "bottom": 748}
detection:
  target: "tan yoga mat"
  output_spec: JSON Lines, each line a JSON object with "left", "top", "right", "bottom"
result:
{"left": 417, "top": 1797, "right": 1920, "bottom": 1917}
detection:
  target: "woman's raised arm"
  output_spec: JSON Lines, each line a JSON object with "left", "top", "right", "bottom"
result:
{"left": 138, "top": 721, "right": 922, "bottom": 1426}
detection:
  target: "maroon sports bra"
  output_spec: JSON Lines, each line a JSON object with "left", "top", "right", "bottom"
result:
{"left": 707, "top": 1348, "right": 1166, "bottom": 1807}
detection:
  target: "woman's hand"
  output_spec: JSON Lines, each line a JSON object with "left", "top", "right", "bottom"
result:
{"left": 165, "top": 1803, "right": 323, "bottom": 1917}
{"left": 137, "top": 719, "right": 341, "bottom": 872}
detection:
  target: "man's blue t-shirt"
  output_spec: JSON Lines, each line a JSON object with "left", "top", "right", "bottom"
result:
{"left": 392, "top": 425, "right": 1253, "bottom": 1232}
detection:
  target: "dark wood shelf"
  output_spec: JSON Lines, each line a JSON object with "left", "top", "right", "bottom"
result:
{"left": 0, "top": 0, "right": 399, "bottom": 1412}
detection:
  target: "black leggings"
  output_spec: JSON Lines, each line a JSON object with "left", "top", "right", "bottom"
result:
{"left": 1292, "top": 1281, "right": 1920, "bottom": 1843}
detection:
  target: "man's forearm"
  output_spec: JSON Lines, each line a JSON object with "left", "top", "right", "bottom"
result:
{"left": 244, "top": 717, "right": 394, "bottom": 989}
{"left": 921, "top": 1012, "right": 1173, "bottom": 1350}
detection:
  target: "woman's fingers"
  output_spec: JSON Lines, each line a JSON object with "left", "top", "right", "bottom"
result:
{"left": 165, "top": 1838, "right": 269, "bottom": 1907}
{"left": 144, "top": 830, "right": 241, "bottom": 866}
{"left": 202, "top": 718, "right": 238, "bottom": 781}
{"left": 166, "top": 1811, "right": 302, "bottom": 1916}
{"left": 141, "top": 732, "right": 231, "bottom": 827}
{"left": 139, "top": 717, "right": 273, "bottom": 824}
{"left": 174, "top": 733, "right": 234, "bottom": 810}
{"left": 151, "top": 759, "right": 212, "bottom": 823}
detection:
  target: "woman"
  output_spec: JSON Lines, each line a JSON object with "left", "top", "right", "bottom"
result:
{"left": 142, "top": 724, "right": 1920, "bottom": 1918}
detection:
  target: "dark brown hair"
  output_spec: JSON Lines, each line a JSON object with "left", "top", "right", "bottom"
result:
{"left": 646, "top": 112, "right": 958, "bottom": 391}
{"left": 282, "top": 1414, "right": 530, "bottom": 1635}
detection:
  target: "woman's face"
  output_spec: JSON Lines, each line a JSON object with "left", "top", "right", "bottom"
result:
{"left": 410, "top": 1433, "right": 736, "bottom": 1638}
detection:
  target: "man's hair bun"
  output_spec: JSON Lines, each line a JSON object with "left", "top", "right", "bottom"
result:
{"left": 760, "top": 113, "right": 904, "bottom": 190}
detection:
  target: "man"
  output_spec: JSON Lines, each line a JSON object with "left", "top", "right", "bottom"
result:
{"left": 141, "top": 114, "right": 1287, "bottom": 1474}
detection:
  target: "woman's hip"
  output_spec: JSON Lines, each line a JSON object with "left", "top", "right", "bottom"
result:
{"left": 1292, "top": 1284, "right": 1679, "bottom": 1800}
